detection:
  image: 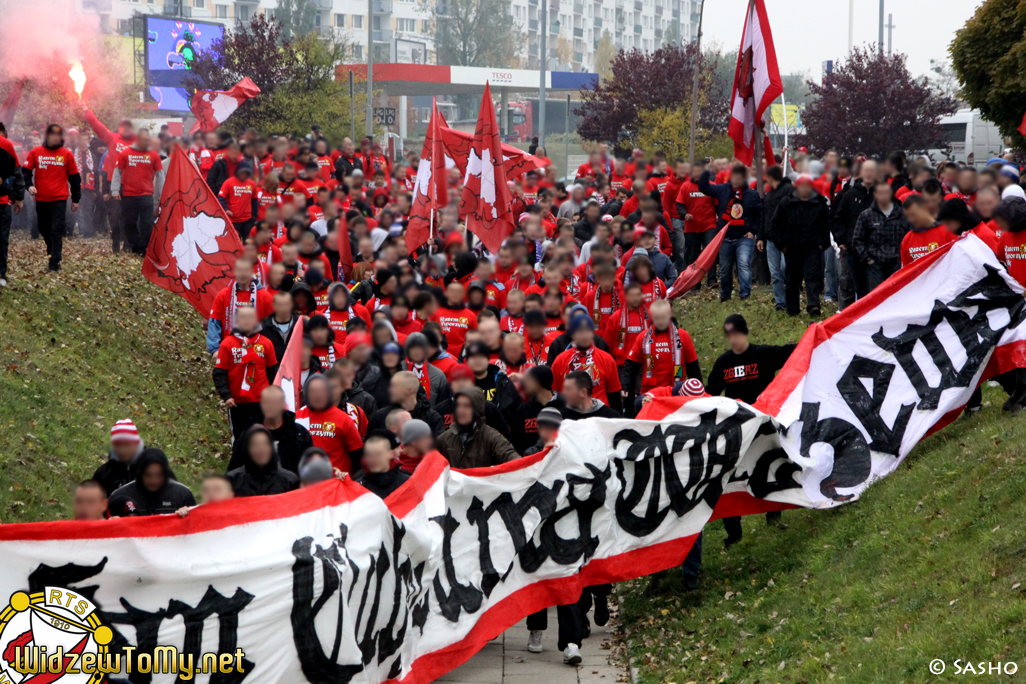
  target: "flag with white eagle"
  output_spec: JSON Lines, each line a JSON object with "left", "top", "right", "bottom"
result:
{"left": 143, "top": 145, "right": 243, "bottom": 317}
{"left": 459, "top": 82, "right": 515, "bottom": 254}
{"left": 189, "top": 77, "right": 261, "bottom": 134}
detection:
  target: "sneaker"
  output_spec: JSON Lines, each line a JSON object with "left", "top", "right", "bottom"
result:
{"left": 594, "top": 598, "right": 609, "bottom": 627}
{"left": 562, "top": 644, "right": 582, "bottom": 665}
{"left": 0, "top": 278, "right": 7, "bottom": 288}
{"left": 527, "top": 630, "right": 544, "bottom": 653}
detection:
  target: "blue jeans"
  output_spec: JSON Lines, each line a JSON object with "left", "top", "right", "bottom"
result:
{"left": 682, "top": 532, "right": 702, "bottom": 579}
{"left": 824, "top": 247, "right": 838, "bottom": 301}
{"left": 766, "top": 241, "right": 786, "bottom": 308}
{"left": 719, "top": 236, "right": 755, "bottom": 301}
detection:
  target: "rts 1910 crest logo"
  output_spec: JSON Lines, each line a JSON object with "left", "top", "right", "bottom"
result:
{"left": 0, "top": 587, "right": 113, "bottom": 684}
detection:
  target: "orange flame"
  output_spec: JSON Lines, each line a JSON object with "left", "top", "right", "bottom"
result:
{"left": 69, "top": 61, "right": 86, "bottom": 99}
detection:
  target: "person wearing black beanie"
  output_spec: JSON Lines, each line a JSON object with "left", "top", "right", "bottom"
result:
{"left": 511, "top": 364, "right": 566, "bottom": 455}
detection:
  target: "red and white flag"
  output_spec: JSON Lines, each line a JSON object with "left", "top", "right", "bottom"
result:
{"left": 189, "top": 77, "right": 261, "bottom": 134}
{"left": 727, "top": 0, "right": 782, "bottom": 166}
{"left": 459, "top": 82, "right": 515, "bottom": 254}
{"left": 441, "top": 125, "right": 543, "bottom": 179}
{"left": 274, "top": 316, "right": 305, "bottom": 412}
{"left": 406, "top": 99, "right": 449, "bottom": 254}
{"left": 143, "top": 145, "right": 243, "bottom": 316}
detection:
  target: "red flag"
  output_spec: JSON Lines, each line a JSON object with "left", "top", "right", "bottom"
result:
{"left": 667, "top": 226, "right": 728, "bottom": 299}
{"left": 1018, "top": 109, "right": 1026, "bottom": 137}
{"left": 728, "top": 0, "right": 783, "bottom": 165}
{"left": 459, "top": 83, "right": 515, "bottom": 254}
{"left": 189, "top": 77, "right": 261, "bottom": 134}
{"left": 143, "top": 145, "right": 244, "bottom": 316}
{"left": 441, "top": 125, "right": 543, "bottom": 178}
{"left": 273, "top": 316, "right": 305, "bottom": 412}
{"left": 406, "top": 99, "right": 449, "bottom": 254}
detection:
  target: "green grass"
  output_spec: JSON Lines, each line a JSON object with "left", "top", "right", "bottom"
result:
{"left": 614, "top": 286, "right": 1026, "bottom": 683}
{"left": 0, "top": 235, "right": 229, "bottom": 523}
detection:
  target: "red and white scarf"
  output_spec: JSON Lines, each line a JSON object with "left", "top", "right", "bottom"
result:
{"left": 233, "top": 331, "right": 260, "bottom": 397}
{"left": 642, "top": 326, "right": 683, "bottom": 382}
{"left": 616, "top": 305, "right": 650, "bottom": 354}
{"left": 344, "top": 402, "right": 361, "bottom": 428}
{"left": 566, "top": 343, "right": 596, "bottom": 378}
{"left": 502, "top": 315, "right": 524, "bottom": 334}
{"left": 526, "top": 338, "right": 547, "bottom": 367}
{"left": 562, "top": 273, "right": 582, "bottom": 299}
{"left": 407, "top": 360, "right": 431, "bottom": 399}
{"left": 226, "top": 280, "right": 258, "bottom": 333}
{"left": 509, "top": 272, "right": 536, "bottom": 291}
{"left": 589, "top": 286, "right": 620, "bottom": 326}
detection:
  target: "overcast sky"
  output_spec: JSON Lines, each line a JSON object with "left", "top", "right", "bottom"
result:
{"left": 699, "top": 0, "right": 984, "bottom": 81}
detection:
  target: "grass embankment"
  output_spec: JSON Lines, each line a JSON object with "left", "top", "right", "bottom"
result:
{"left": 616, "top": 286, "right": 1026, "bottom": 683}
{"left": 0, "top": 236, "right": 228, "bottom": 523}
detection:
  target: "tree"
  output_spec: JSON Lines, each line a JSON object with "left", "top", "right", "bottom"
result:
{"left": 433, "top": 0, "right": 522, "bottom": 68}
{"left": 927, "top": 58, "right": 961, "bottom": 104}
{"left": 796, "top": 47, "right": 956, "bottom": 158}
{"left": 780, "top": 71, "right": 811, "bottom": 106}
{"left": 275, "top": 0, "right": 319, "bottom": 40}
{"left": 949, "top": 0, "right": 1024, "bottom": 142}
{"left": 575, "top": 43, "right": 724, "bottom": 152}
{"left": 189, "top": 15, "right": 369, "bottom": 140}
{"left": 593, "top": 31, "right": 616, "bottom": 83}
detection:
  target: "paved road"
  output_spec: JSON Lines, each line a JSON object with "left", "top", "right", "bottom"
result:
{"left": 437, "top": 607, "right": 624, "bottom": 684}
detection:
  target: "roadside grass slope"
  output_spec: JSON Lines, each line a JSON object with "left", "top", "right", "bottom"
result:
{"left": 0, "top": 236, "right": 229, "bottom": 523}
{"left": 615, "top": 286, "right": 1026, "bottom": 684}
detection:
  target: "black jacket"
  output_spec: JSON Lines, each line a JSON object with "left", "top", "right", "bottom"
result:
{"left": 563, "top": 398, "right": 622, "bottom": 421}
{"left": 831, "top": 179, "right": 873, "bottom": 247}
{"left": 760, "top": 178, "right": 793, "bottom": 241}
{"left": 368, "top": 395, "right": 447, "bottom": 437}
{"left": 260, "top": 313, "right": 299, "bottom": 364}
{"left": 226, "top": 426, "right": 300, "bottom": 497}
{"left": 206, "top": 157, "right": 232, "bottom": 196}
{"left": 436, "top": 393, "right": 512, "bottom": 439}
{"left": 768, "top": 192, "right": 832, "bottom": 251}
{"left": 355, "top": 466, "right": 411, "bottom": 499}
{"left": 342, "top": 382, "right": 378, "bottom": 419}
{"left": 92, "top": 443, "right": 147, "bottom": 497}
{"left": 355, "top": 362, "right": 387, "bottom": 409}
{"left": 511, "top": 394, "right": 566, "bottom": 454}
{"left": 108, "top": 448, "right": 195, "bottom": 516}
{"left": 334, "top": 154, "right": 359, "bottom": 181}
{"left": 697, "top": 171, "right": 762, "bottom": 239}
{"left": 224, "top": 411, "right": 313, "bottom": 474}
{"left": 473, "top": 364, "right": 522, "bottom": 427}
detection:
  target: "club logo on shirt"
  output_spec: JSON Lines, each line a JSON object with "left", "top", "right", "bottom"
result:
{"left": 730, "top": 204, "right": 744, "bottom": 219}
{"left": 307, "top": 421, "right": 338, "bottom": 438}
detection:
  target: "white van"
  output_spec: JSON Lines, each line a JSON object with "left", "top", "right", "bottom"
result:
{"left": 928, "top": 108, "right": 1005, "bottom": 168}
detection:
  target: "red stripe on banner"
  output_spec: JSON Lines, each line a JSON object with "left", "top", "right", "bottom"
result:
{"left": 754, "top": 238, "right": 961, "bottom": 415}
{"left": 0, "top": 478, "right": 371, "bottom": 541}
{"left": 384, "top": 452, "right": 448, "bottom": 518}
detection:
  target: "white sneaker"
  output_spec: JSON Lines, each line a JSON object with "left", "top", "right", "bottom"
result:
{"left": 0, "top": 278, "right": 6, "bottom": 288}
{"left": 562, "top": 644, "right": 582, "bottom": 665}
{"left": 527, "top": 630, "right": 543, "bottom": 653}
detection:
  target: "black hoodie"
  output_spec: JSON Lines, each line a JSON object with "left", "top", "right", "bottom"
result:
{"left": 226, "top": 425, "right": 300, "bottom": 496}
{"left": 92, "top": 441, "right": 147, "bottom": 497}
{"left": 108, "top": 448, "right": 195, "bottom": 516}
{"left": 355, "top": 465, "right": 411, "bottom": 499}
{"left": 290, "top": 282, "right": 318, "bottom": 317}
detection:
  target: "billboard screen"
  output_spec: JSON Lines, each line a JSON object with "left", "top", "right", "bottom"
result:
{"left": 145, "top": 16, "right": 225, "bottom": 112}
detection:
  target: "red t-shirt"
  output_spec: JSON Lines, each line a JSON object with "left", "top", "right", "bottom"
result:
{"left": 208, "top": 285, "right": 275, "bottom": 337}
{"left": 601, "top": 306, "right": 648, "bottom": 364}
{"left": 900, "top": 225, "right": 956, "bottom": 267}
{"left": 676, "top": 180, "right": 718, "bottom": 234}
{"left": 24, "top": 146, "right": 79, "bottom": 202}
{"left": 296, "top": 406, "right": 364, "bottom": 474}
{"left": 256, "top": 189, "right": 280, "bottom": 220}
{"left": 219, "top": 177, "right": 258, "bottom": 222}
{"left": 551, "top": 346, "right": 622, "bottom": 405}
{"left": 998, "top": 229, "right": 1026, "bottom": 287}
{"left": 214, "top": 333, "right": 278, "bottom": 403}
{"left": 279, "top": 178, "right": 312, "bottom": 205}
{"left": 965, "top": 223, "right": 1000, "bottom": 256}
{"left": 115, "top": 148, "right": 162, "bottom": 197}
{"left": 579, "top": 285, "right": 624, "bottom": 328}
{"left": 431, "top": 307, "right": 478, "bottom": 354}
{"left": 500, "top": 314, "right": 524, "bottom": 334}
{"left": 256, "top": 241, "right": 283, "bottom": 266}
{"left": 626, "top": 327, "right": 699, "bottom": 392}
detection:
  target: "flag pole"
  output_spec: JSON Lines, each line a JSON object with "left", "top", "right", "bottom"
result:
{"left": 428, "top": 209, "right": 434, "bottom": 257}
{"left": 686, "top": 0, "right": 706, "bottom": 166}
{"left": 779, "top": 91, "right": 788, "bottom": 169}
{"left": 747, "top": 0, "right": 765, "bottom": 199}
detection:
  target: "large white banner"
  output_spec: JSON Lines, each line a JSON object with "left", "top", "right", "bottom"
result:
{"left": 0, "top": 235, "right": 1022, "bottom": 684}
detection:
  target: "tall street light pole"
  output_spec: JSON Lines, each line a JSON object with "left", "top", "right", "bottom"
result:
{"left": 366, "top": 0, "right": 374, "bottom": 137}
{"left": 686, "top": 0, "right": 704, "bottom": 166}
{"left": 538, "top": 0, "right": 548, "bottom": 148}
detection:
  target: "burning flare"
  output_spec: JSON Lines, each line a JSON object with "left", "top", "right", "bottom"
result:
{"left": 69, "top": 60, "right": 86, "bottom": 99}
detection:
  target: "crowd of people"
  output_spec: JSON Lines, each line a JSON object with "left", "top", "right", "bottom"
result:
{"left": 7, "top": 104, "right": 1026, "bottom": 667}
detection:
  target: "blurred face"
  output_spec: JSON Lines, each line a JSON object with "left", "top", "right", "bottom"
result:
{"left": 795, "top": 181, "right": 814, "bottom": 200}
{"left": 480, "top": 320, "right": 501, "bottom": 348}
{"left": 446, "top": 282, "right": 465, "bottom": 306}
{"left": 248, "top": 432, "right": 274, "bottom": 467}
{"left": 727, "top": 331, "right": 748, "bottom": 353}
{"left": 260, "top": 386, "right": 286, "bottom": 420}
{"left": 730, "top": 170, "right": 747, "bottom": 188}
{"left": 467, "top": 353, "right": 489, "bottom": 374}
{"left": 502, "top": 335, "right": 524, "bottom": 361}
{"left": 306, "top": 378, "right": 330, "bottom": 410}
{"left": 201, "top": 478, "right": 235, "bottom": 504}
{"left": 905, "top": 202, "right": 934, "bottom": 229}
{"left": 235, "top": 307, "right": 258, "bottom": 333}
{"left": 957, "top": 169, "right": 977, "bottom": 193}
{"left": 455, "top": 396, "right": 475, "bottom": 425}
{"left": 142, "top": 463, "right": 165, "bottom": 493}
{"left": 873, "top": 182, "right": 893, "bottom": 207}
{"left": 563, "top": 378, "right": 589, "bottom": 407}
{"left": 363, "top": 440, "right": 393, "bottom": 473}
{"left": 136, "top": 130, "right": 151, "bottom": 152}
{"left": 235, "top": 258, "right": 254, "bottom": 283}
{"left": 651, "top": 304, "right": 672, "bottom": 329}
{"left": 537, "top": 424, "right": 558, "bottom": 444}
{"left": 73, "top": 485, "right": 107, "bottom": 521}
{"left": 975, "top": 190, "right": 999, "bottom": 220}
{"left": 111, "top": 440, "right": 139, "bottom": 462}
{"left": 860, "top": 161, "right": 878, "bottom": 185}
